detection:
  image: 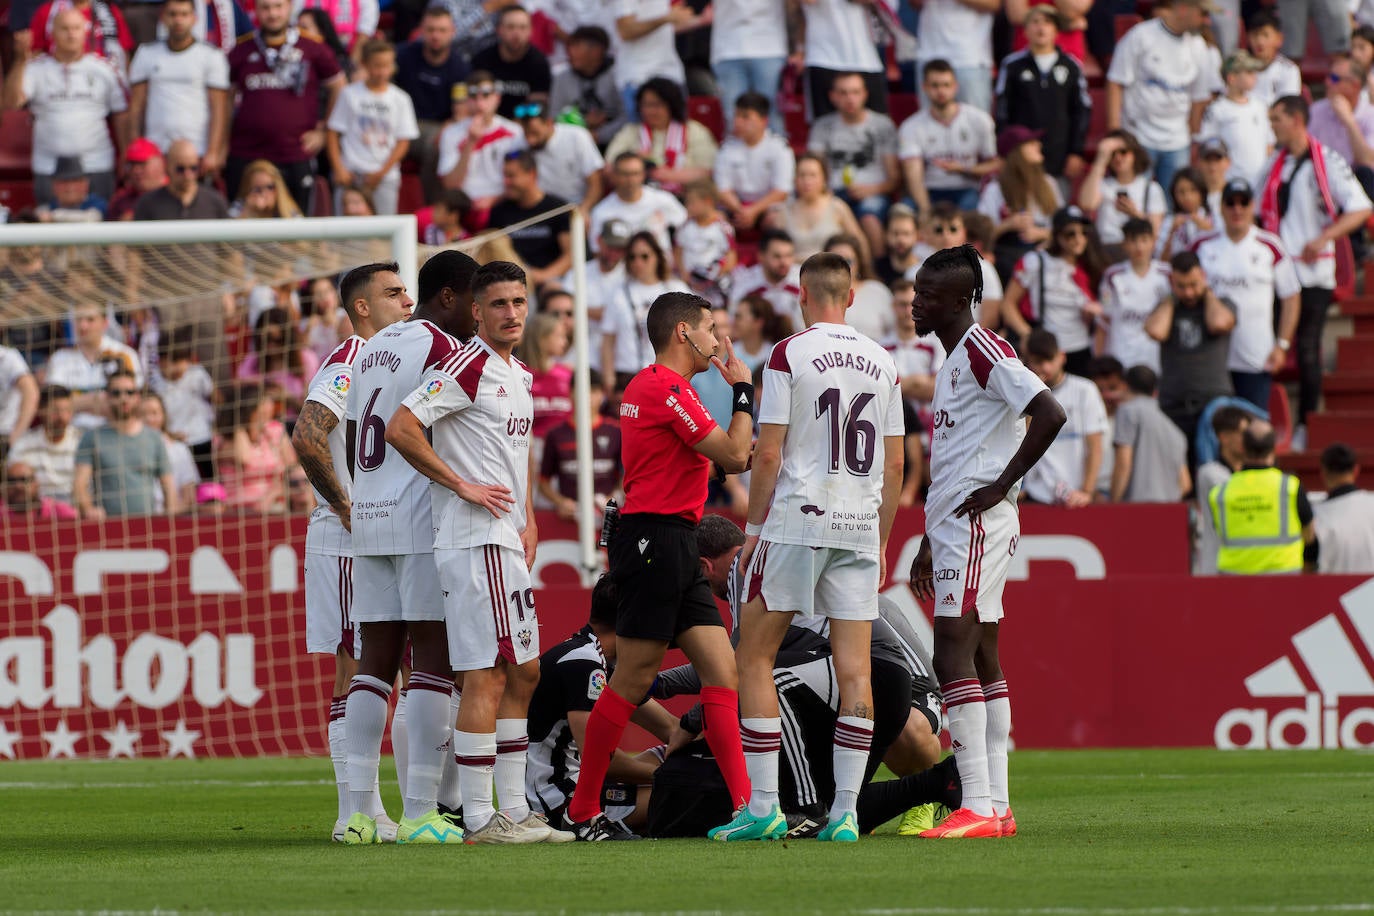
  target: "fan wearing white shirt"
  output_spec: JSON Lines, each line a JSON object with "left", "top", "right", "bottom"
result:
{"left": 600, "top": 230, "right": 689, "bottom": 390}
{"left": 128, "top": 0, "right": 230, "bottom": 172}
{"left": 1246, "top": 11, "right": 1303, "bottom": 107}
{"left": 327, "top": 39, "right": 420, "bottom": 216}
{"left": 589, "top": 152, "right": 688, "bottom": 259}
{"left": 517, "top": 103, "right": 604, "bottom": 217}
{"left": 438, "top": 73, "right": 522, "bottom": 216}
{"left": 614, "top": 0, "right": 693, "bottom": 109}
{"left": 1022, "top": 329, "right": 1108, "bottom": 507}
{"left": 714, "top": 92, "right": 795, "bottom": 232}
{"left": 710, "top": 0, "right": 788, "bottom": 128}
{"left": 798, "top": 0, "right": 887, "bottom": 119}
{"left": 1097, "top": 219, "right": 1170, "bottom": 373}
{"left": 0, "top": 345, "right": 38, "bottom": 448}
{"left": 729, "top": 229, "right": 804, "bottom": 332}
{"left": 1077, "top": 131, "right": 1167, "bottom": 248}
{"left": 1198, "top": 51, "right": 1275, "bottom": 188}
{"left": 912, "top": 0, "right": 998, "bottom": 113}
{"left": 898, "top": 61, "right": 999, "bottom": 214}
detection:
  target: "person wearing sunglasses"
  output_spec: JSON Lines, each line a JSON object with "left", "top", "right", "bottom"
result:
{"left": 72, "top": 370, "right": 177, "bottom": 519}
{"left": 438, "top": 71, "right": 521, "bottom": 229}
{"left": 133, "top": 138, "right": 230, "bottom": 221}
{"left": 1, "top": 460, "right": 77, "bottom": 521}
{"left": 470, "top": 4, "right": 551, "bottom": 120}
{"left": 231, "top": 159, "right": 303, "bottom": 218}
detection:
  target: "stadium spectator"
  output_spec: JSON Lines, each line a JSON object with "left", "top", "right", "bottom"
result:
{"left": 604, "top": 79, "right": 718, "bottom": 196}
{"left": 73, "top": 371, "right": 176, "bottom": 519}
{"left": 565, "top": 218, "right": 631, "bottom": 374}
{"left": 173, "top": 0, "right": 252, "bottom": 53}
{"left": 141, "top": 391, "right": 200, "bottom": 512}
{"left": 547, "top": 26, "right": 627, "bottom": 147}
{"left": 874, "top": 207, "right": 926, "bottom": 287}
{"left": 1106, "top": 0, "right": 1213, "bottom": 189}
{"left": 1208, "top": 419, "right": 1313, "bottom": 574}
{"left": 669, "top": 183, "right": 731, "bottom": 302}
{"left": 326, "top": 39, "right": 420, "bottom": 216}
{"left": 438, "top": 72, "right": 522, "bottom": 225}
{"left": 214, "top": 379, "right": 299, "bottom": 514}
{"left": 226, "top": 0, "right": 345, "bottom": 216}
{"left": 913, "top": 0, "right": 998, "bottom": 113}
{"left": 994, "top": 7, "right": 1090, "bottom": 183}
{"left": 613, "top": 0, "right": 691, "bottom": 109}
{"left": 156, "top": 328, "right": 216, "bottom": 478}
{"left": 713, "top": 92, "right": 795, "bottom": 233}
{"left": 1156, "top": 168, "right": 1215, "bottom": 258}
{"left": 237, "top": 307, "right": 320, "bottom": 422}
{"left": 799, "top": 0, "right": 887, "bottom": 119}
{"left": 1246, "top": 11, "right": 1302, "bottom": 108}
{"left": 129, "top": 0, "right": 231, "bottom": 174}
{"left": 882, "top": 277, "right": 941, "bottom": 425}
{"left": 600, "top": 230, "right": 688, "bottom": 392}
{"left": 1312, "top": 443, "right": 1374, "bottom": 573}
{"left": 1194, "top": 404, "right": 1251, "bottom": 573}
{"left": 1275, "top": 0, "right": 1348, "bottom": 57}
{"left": 45, "top": 303, "right": 144, "bottom": 431}
{"left": 134, "top": 140, "right": 232, "bottom": 221}
{"left": 26, "top": 0, "right": 133, "bottom": 69}
{"left": 296, "top": 0, "right": 380, "bottom": 67}
{"left": 35, "top": 157, "right": 106, "bottom": 223}
{"left": 1109, "top": 365, "right": 1189, "bottom": 503}
{"left": 731, "top": 294, "right": 792, "bottom": 373}
{"left": 517, "top": 101, "right": 605, "bottom": 216}
{"left": 821, "top": 233, "right": 894, "bottom": 343}
{"left": 1022, "top": 329, "right": 1107, "bottom": 507}
{"left": 0, "top": 346, "right": 39, "bottom": 448}
{"left": 1146, "top": 251, "right": 1236, "bottom": 460}
{"left": 1307, "top": 56, "right": 1374, "bottom": 177}
{"left": 515, "top": 311, "right": 573, "bottom": 487}
{"left": 1197, "top": 51, "right": 1273, "bottom": 189}
{"left": 1097, "top": 217, "right": 1169, "bottom": 373}
{"left": 1001, "top": 206, "right": 1105, "bottom": 375}
{"left": 301, "top": 277, "right": 350, "bottom": 364}
{"left": 899, "top": 61, "right": 999, "bottom": 216}
{"left": 1, "top": 459, "right": 78, "bottom": 520}
{"left": 589, "top": 152, "right": 688, "bottom": 259}
{"left": 2, "top": 8, "right": 128, "bottom": 203}
{"left": 395, "top": 6, "right": 469, "bottom": 205}
{"left": 1078, "top": 130, "right": 1167, "bottom": 252}
{"left": 538, "top": 388, "right": 624, "bottom": 520}
{"left": 471, "top": 5, "right": 552, "bottom": 119}
{"left": 0, "top": 216, "right": 59, "bottom": 371}
{"left": 8, "top": 385, "right": 80, "bottom": 504}
{"left": 1354, "top": 24, "right": 1374, "bottom": 66}
{"left": 978, "top": 126, "right": 1061, "bottom": 281}
{"left": 807, "top": 73, "right": 900, "bottom": 258}
{"left": 295, "top": 8, "right": 356, "bottom": 79}
{"left": 710, "top": 0, "right": 787, "bottom": 128}
{"left": 1004, "top": 0, "right": 1088, "bottom": 61}
{"left": 488, "top": 150, "right": 572, "bottom": 288}
{"left": 769, "top": 154, "right": 869, "bottom": 263}
{"left": 230, "top": 160, "right": 304, "bottom": 219}
{"left": 1192, "top": 178, "right": 1300, "bottom": 410}
{"left": 728, "top": 228, "right": 802, "bottom": 329}
{"left": 1260, "top": 95, "right": 1373, "bottom": 450}
{"left": 429, "top": 0, "right": 501, "bottom": 64}
{"left": 339, "top": 186, "right": 378, "bottom": 216}
{"left": 422, "top": 189, "right": 471, "bottom": 244}
{"left": 917, "top": 204, "right": 1005, "bottom": 326}
{"left": 107, "top": 139, "right": 167, "bottom": 221}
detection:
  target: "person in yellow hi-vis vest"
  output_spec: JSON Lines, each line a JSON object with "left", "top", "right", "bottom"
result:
{"left": 1208, "top": 419, "right": 1315, "bottom": 574}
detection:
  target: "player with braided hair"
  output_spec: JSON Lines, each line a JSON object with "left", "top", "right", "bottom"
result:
{"left": 908, "top": 244, "right": 1066, "bottom": 839}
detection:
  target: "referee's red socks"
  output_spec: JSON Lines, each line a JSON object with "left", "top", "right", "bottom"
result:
{"left": 701, "top": 686, "right": 751, "bottom": 809}
{"left": 567, "top": 685, "right": 636, "bottom": 823}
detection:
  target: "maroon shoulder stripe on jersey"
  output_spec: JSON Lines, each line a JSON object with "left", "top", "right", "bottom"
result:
{"left": 323, "top": 336, "right": 362, "bottom": 369}
{"left": 1254, "top": 232, "right": 1285, "bottom": 264}
{"left": 767, "top": 326, "right": 817, "bottom": 372}
{"left": 1189, "top": 232, "right": 1221, "bottom": 254}
{"left": 964, "top": 328, "right": 1015, "bottom": 389}
{"left": 420, "top": 320, "right": 460, "bottom": 369}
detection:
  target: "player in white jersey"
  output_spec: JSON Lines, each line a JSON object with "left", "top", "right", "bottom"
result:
{"left": 293, "top": 262, "right": 413, "bottom": 843}
{"left": 340, "top": 250, "right": 479, "bottom": 847}
{"left": 386, "top": 260, "right": 573, "bottom": 845}
{"left": 908, "top": 245, "right": 1065, "bottom": 839}
{"left": 711, "top": 252, "right": 905, "bottom": 844}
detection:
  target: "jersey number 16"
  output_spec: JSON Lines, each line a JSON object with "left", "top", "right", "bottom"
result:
{"left": 815, "top": 388, "right": 875, "bottom": 476}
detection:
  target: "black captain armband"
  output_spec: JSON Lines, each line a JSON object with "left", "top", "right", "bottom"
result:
{"left": 731, "top": 382, "right": 755, "bottom": 416}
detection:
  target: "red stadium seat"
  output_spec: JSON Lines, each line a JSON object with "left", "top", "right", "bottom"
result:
{"left": 1114, "top": 13, "right": 1142, "bottom": 41}
{"left": 888, "top": 92, "right": 919, "bottom": 126}
{"left": 688, "top": 96, "right": 725, "bottom": 144}
{"left": 1269, "top": 384, "right": 1293, "bottom": 456}
{"left": 310, "top": 177, "right": 332, "bottom": 217}
{"left": 0, "top": 109, "right": 34, "bottom": 178}
{"left": 0, "top": 180, "right": 36, "bottom": 213}
{"left": 397, "top": 173, "right": 424, "bottom": 215}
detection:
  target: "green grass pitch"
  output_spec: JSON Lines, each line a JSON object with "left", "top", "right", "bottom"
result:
{"left": 2, "top": 749, "right": 1371, "bottom": 914}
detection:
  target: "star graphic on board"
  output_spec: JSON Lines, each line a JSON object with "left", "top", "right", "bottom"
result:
{"left": 101, "top": 721, "right": 140, "bottom": 759}
{"left": 162, "top": 720, "right": 201, "bottom": 759}
{"left": 42, "top": 720, "right": 82, "bottom": 759}
{"left": 0, "top": 722, "right": 19, "bottom": 760}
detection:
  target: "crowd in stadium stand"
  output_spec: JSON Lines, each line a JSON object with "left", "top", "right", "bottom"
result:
{"left": 1, "top": 0, "right": 1372, "bottom": 565}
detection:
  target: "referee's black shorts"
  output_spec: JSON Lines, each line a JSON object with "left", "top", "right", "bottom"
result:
{"left": 609, "top": 513, "right": 724, "bottom": 644}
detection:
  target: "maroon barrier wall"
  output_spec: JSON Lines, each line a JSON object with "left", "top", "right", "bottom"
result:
{"left": 1, "top": 507, "right": 1371, "bottom": 759}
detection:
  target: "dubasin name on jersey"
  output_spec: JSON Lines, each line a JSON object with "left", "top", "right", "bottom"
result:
{"left": 810, "top": 350, "right": 884, "bottom": 381}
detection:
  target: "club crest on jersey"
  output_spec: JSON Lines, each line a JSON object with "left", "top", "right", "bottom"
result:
{"left": 588, "top": 669, "right": 607, "bottom": 700}
{"left": 517, "top": 627, "right": 533, "bottom": 650}
{"left": 331, "top": 374, "right": 350, "bottom": 396}
{"left": 950, "top": 367, "right": 960, "bottom": 391}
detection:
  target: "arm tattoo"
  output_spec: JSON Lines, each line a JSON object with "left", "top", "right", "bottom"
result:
{"left": 292, "top": 401, "right": 348, "bottom": 512}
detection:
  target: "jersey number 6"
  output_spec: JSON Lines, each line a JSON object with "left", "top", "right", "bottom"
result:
{"left": 357, "top": 388, "right": 387, "bottom": 471}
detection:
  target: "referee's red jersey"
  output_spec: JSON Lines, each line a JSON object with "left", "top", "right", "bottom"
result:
{"left": 619, "top": 364, "right": 716, "bottom": 523}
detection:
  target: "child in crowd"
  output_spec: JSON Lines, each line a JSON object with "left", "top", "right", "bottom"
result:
{"left": 674, "top": 179, "right": 737, "bottom": 307}
{"left": 326, "top": 39, "right": 419, "bottom": 216}
{"left": 1098, "top": 217, "right": 1170, "bottom": 373}
{"left": 1198, "top": 51, "right": 1272, "bottom": 188}
{"left": 1157, "top": 168, "right": 1214, "bottom": 258}
{"left": 421, "top": 190, "right": 470, "bottom": 245}
{"left": 142, "top": 391, "right": 200, "bottom": 513}
{"left": 1246, "top": 11, "right": 1303, "bottom": 106}
{"left": 155, "top": 326, "right": 216, "bottom": 480}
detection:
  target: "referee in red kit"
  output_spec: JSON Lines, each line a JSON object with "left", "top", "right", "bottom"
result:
{"left": 565, "top": 290, "right": 757, "bottom": 841}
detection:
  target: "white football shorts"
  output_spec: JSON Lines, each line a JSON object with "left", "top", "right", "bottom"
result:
{"left": 303, "top": 552, "right": 358, "bottom": 657}
{"left": 436, "top": 544, "right": 541, "bottom": 672}
{"left": 350, "top": 552, "right": 447, "bottom": 623}
{"left": 745, "top": 541, "right": 880, "bottom": 621}
{"left": 928, "top": 498, "right": 1019, "bottom": 623}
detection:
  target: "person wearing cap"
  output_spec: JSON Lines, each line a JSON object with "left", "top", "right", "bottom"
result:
{"left": 993, "top": 5, "right": 1091, "bottom": 183}
{"left": 1311, "top": 443, "right": 1374, "bottom": 574}
{"left": 1192, "top": 177, "right": 1301, "bottom": 411}
{"left": 128, "top": 0, "right": 231, "bottom": 176}
{"left": 517, "top": 98, "right": 604, "bottom": 216}
{"left": 471, "top": 5, "right": 551, "bottom": 120}
{"left": 563, "top": 218, "right": 631, "bottom": 374}
{"left": 977, "top": 126, "right": 1063, "bottom": 282}
{"left": 1308, "top": 55, "right": 1374, "bottom": 176}
{"left": 1196, "top": 137, "right": 1233, "bottom": 220}
{"left": 108, "top": 138, "right": 168, "bottom": 221}
{"left": 1198, "top": 51, "right": 1275, "bottom": 189}
{"left": 547, "top": 26, "right": 626, "bottom": 147}
{"left": 898, "top": 59, "right": 998, "bottom": 216}
{"left": 394, "top": 4, "right": 469, "bottom": 205}
{"left": 35, "top": 156, "right": 106, "bottom": 223}
{"left": 2, "top": 7, "right": 129, "bottom": 203}
{"left": 1079, "top": 129, "right": 1167, "bottom": 253}
{"left": 437, "top": 71, "right": 522, "bottom": 226}
{"left": 1106, "top": 0, "right": 1214, "bottom": 190}
{"left": 1259, "top": 94, "right": 1372, "bottom": 451}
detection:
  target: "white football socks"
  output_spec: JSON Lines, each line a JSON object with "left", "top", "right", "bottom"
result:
{"left": 495, "top": 718, "right": 531, "bottom": 822}
{"left": 741, "top": 717, "right": 782, "bottom": 817}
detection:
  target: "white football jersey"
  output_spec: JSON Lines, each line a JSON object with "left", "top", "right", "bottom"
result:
{"left": 1098, "top": 261, "right": 1170, "bottom": 373}
{"left": 1191, "top": 228, "right": 1301, "bottom": 372}
{"left": 304, "top": 334, "right": 363, "bottom": 556}
{"left": 404, "top": 335, "right": 533, "bottom": 552}
{"left": 758, "top": 322, "right": 904, "bottom": 552}
{"left": 347, "top": 319, "right": 461, "bottom": 556}
{"left": 925, "top": 325, "right": 1049, "bottom": 526}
